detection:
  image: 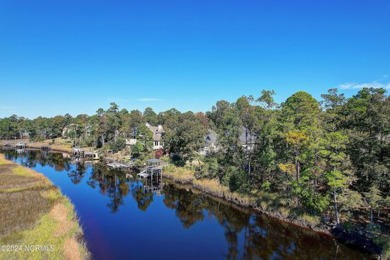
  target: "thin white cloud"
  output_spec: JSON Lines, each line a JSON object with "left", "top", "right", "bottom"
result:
{"left": 137, "top": 98, "right": 161, "bottom": 102}
{"left": 339, "top": 81, "right": 390, "bottom": 90}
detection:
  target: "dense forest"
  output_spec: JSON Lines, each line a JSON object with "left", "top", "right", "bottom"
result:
{"left": 1, "top": 88, "right": 389, "bottom": 235}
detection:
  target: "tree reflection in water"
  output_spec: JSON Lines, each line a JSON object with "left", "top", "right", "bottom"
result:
{"left": 163, "top": 184, "right": 206, "bottom": 228}
{"left": 1, "top": 149, "right": 368, "bottom": 260}
{"left": 68, "top": 162, "right": 87, "bottom": 184}
{"left": 4, "top": 149, "right": 72, "bottom": 171}
{"left": 88, "top": 163, "right": 130, "bottom": 213}
{"left": 131, "top": 181, "right": 154, "bottom": 211}
{"left": 160, "top": 184, "right": 366, "bottom": 259}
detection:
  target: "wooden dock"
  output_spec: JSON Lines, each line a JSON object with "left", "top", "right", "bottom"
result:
{"left": 15, "top": 142, "right": 26, "bottom": 149}
{"left": 107, "top": 162, "right": 133, "bottom": 170}
{"left": 136, "top": 159, "right": 164, "bottom": 179}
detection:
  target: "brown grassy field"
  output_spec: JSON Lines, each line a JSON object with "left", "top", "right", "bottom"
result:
{"left": 0, "top": 155, "right": 89, "bottom": 259}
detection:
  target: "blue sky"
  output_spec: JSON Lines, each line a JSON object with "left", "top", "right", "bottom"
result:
{"left": 0, "top": 0, "right": 389, "bottom": 118}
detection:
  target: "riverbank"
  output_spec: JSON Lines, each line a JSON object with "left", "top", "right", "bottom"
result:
{"left": 0, "top": 144, "right": 385, "bottom": 257}
{"left": 0, "top": 139, "right": 74, "bottom": 153}
{"left": 163, "top": 164, "right": 386, "bottom": 258}
{"left": 0, "top": 154, "right": 90, "bottom": 259}
{"left": 163, "top": 164, "right": 254, "bottom": 206}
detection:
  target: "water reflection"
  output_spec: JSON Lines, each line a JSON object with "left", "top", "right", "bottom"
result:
{"left": 68, "top": 163, "right": 87, "bottom": 184}
{"left": 2, "top": 149, "right": 368, "bottom": 259}
{"left": 4, "top": 148, "right": 72, "bottom": 171}
{"left": 163, "top": 183, "right": 368, "bottom": 259}
{"left": 87, "top": 163, "right": 131, "bottom": 213}
{"left": 131, "top": 181, "right": 154, "bottom": 212}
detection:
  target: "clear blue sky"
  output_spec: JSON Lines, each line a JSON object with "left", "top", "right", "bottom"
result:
{"left": 1, "top": 0, "right": 389, "bottom": 118}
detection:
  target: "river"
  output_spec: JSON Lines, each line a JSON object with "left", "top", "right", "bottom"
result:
{"left": 2, "top": 149, "right": 368, "bottom": 259}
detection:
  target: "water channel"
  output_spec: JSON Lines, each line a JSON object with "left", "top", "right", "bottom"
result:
{"left": 2, "top": 149, "right": 368, "bottom": 259}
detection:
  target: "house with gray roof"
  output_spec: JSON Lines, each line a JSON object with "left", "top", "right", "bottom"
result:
{"left": 199, "top": 127, "right": 256, "bottom": 155}
{"left": 199, "top": 129, "right": 219, "bottom": 155}
{"left": 239, "top": 126, "right": 256, "bottom": 151}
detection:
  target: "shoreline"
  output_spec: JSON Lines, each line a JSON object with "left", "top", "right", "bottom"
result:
{"left": 0, "top": 154, "right": 90, "bottom": 259}
{"left": 0, "top": 140, "right": 74, "bottom": 154}
{"left": 162, "top": 167, "right": 382, "bottom": 257}
{"left": 162, "top": 171, "right": 330, "bottom": 232}
{"left": 0, "top": 145, "right": 382, "bottom": 257}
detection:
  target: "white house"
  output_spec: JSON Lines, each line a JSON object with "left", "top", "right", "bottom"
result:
{"left": 146, "top": 123, "right": 164, "bottom": 150}
{"left": 125, "top": 138, "right": 137, "bottom": 146}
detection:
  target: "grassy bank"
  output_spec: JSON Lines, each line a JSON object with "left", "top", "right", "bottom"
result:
{"left": 0, "top": 138, "right": 87, "bottom": 153}
{"left": 163, "top": 164, "right": 254, "bottom": 207}
{"left": 0, "top": 154, "right": 89, "bottom": 259}
{"left": 163, "top": 163, "right": 389, "bottom": 258}
{"left": 25, "top": 139, "right": 73, "bottom": 153}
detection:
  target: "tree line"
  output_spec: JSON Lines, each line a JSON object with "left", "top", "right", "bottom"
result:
{"left": 0, "top": 88, "right": 389, "bottom": 227}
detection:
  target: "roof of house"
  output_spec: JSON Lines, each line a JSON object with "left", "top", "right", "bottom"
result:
{"left": 147, "top": 158, "right": 162, "bottom": 164}
{"left": 239, "top": 127, "right": 256, "bottom": 145}
{"left": 146, "top": 123, "right": 164, "bottom": 141}
{"left": 205, "top": 130, "right": 218, "bottom": 146}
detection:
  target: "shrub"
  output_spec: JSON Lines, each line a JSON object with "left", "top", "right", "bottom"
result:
{"left": 110, "top": 138, "right": 126, "bottom": 153}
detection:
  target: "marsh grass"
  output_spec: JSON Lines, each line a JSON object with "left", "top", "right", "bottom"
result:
{"left": 29, "top": 138, "right": 73, "bottom": 151}
{"left": 0, "top": 189, "right": 53, "bottom": 237}
{"left": 0, "top": 173, "right": 40, "bottom": 191}
{"left": 1, "top": 138, "right": 75, "bottom": 153}
{"left": 194, "top": 178, "right": 254, "bottom": 206}
{"left": 163, "top": 164, "right": 254, "bottom": 206}
{"left": 299, "top": 213, "right": 321, "bottom": 227}
{"left": 0, "top": 154, "right": 90, "bottom": 259}
{"left": 163, "top": 164, "right": 194, "bottom": 183}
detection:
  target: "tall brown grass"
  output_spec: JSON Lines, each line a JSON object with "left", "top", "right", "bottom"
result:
{"left": 163, "top": 164, "right": 254, "bottom": 207}
{"left": 0, "top": 154, "right": 90, "bottom": 259}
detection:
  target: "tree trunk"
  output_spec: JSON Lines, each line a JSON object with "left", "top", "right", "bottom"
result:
{"left": 334, "top": 191, "right": 340, "bottom": 226}
{"left": 295, "top": 158, "right": 300, "bottom": 181}
{"left": 248, "top": 160, "right": 251, "bottom": 178}
{"left": 114, "top": 129, "right": 119, "bottom": 143}
{"left": 370, "top": 207, "right": 374, "bottom": 223}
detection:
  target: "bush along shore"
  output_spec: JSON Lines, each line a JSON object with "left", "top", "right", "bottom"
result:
{"left": 0, "top": 154, "right": 90, "bottom": 260}
{"left": 163, "top": 164, "right": 388, "bottom": 258}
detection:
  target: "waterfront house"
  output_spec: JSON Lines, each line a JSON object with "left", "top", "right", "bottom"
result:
{"left": 146, "top": 123, "right": 164, "bottom": 150}
{"left": 239, "top": 127, "right": 256, "bottom": 151}
{"left": 199, "top": 127, "right": 256, "bottom": 155}
{"left": 199, "top": 129, "right": 218, "bottom": 155}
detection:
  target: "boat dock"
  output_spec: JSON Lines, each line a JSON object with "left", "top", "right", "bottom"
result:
{"left": 107, "top": 162, "right": 133, "bottom": 170}
{"left": 15, "top": 142, "right": 26, "bottom": 149}
{"left": 137, "top": 159, "right": 164, "bottom": 179}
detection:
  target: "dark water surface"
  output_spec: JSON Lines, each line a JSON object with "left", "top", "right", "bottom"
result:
{"left": 2, "top": 149, "right": 368, "bottom": 259}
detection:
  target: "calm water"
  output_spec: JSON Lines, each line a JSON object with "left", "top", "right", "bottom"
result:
{"left": 2, "top": 149, "right": 368, "bottom": 260}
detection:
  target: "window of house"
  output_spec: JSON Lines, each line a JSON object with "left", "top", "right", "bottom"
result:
{"left": 155, "top": 141, "right": 158, "bottom": 146}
